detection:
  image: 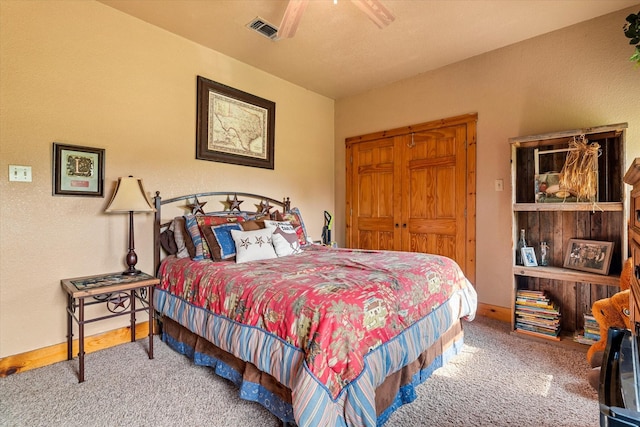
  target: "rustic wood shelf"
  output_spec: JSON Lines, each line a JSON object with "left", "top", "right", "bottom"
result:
{"left": 510, "top": 123, "right": 627, "bottom": 345}
{"left": 513, "top": 202, "right": 623, "bottom": 212}
{"left": 513, "top": 265, "right": 620, "bottom": 287}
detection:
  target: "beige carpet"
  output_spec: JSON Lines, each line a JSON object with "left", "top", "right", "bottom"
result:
{"left": 0, "top": 316, "right": 598, "bottom": 426}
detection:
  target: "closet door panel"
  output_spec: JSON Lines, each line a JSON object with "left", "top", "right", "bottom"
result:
{"left": 350, "top": 138, "right": 401, "bottom": 251}
{"left": 401, "top": 125, "right": 467, "bottom": 266}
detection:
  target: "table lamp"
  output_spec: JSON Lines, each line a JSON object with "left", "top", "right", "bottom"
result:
{"left": 105, "top": 176, "right": 155, "bottom": 275}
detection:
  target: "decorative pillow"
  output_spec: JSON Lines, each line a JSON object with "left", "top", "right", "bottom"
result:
{"left": 197, "top": 215, "right": 245, "bottom": 260}
{"left": 240, "top": 219, "right": 266, "bottom": 231}
{"left": 203, "top": 223, "right": 242, "bottom": 261}
{"left": 265, "top": 221, "right": 302, "bottom": 257}
{"left": 231, "top": 227, "right": 277, "bottom": 263}
{"left": 184, "top": 214, "right": 206, "bottom": 260}
{"left": 245, "top": 213, "right": 269, "bottom": 221}
{"left": 281, "top": 208, "right": 310, "bottom": 246}
{"left": 175, "top": 216, "right": 195, "bottom": 259}
{"left": 159, "top": 229, "right": 178, "bottom": 255}
{"left": 158, "top": 218, "right": 192, "bottom": 258}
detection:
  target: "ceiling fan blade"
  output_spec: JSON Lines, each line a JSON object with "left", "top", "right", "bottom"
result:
{"left": 278, "top": 0, "right": 309, "bottom": 39}
{"left": 350, "top": 0, "right": 395, "bottom": 29}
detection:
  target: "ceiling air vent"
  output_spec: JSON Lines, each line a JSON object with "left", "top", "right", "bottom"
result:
{"left": 247, "top": 17, "right": 279, "bottom": 40}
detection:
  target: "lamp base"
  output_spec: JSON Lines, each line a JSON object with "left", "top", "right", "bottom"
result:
{"left": 123, "top": 245, "right": 139, "bottom": 276}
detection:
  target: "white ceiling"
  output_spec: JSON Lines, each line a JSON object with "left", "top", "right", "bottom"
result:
{"left": 99, "top": 0, "right": 639, "bottom": 100}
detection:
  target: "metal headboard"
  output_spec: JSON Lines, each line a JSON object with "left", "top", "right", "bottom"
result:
{"left": 152, "top": 191, "right": 291, "bottom": 274}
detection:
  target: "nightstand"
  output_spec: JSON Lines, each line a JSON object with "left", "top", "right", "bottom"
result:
{"left": 60, "top": 272, "right": 159, "bottom": 382}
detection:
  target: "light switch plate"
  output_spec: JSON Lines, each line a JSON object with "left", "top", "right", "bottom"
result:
{"left": 9, "top": 165, "right": 32, "bottom": 182}
{"left": 495, "top": 179, "right": 504, "bottom": 191}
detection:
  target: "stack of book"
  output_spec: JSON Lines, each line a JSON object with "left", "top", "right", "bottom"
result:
{"left": 515, "top": 289, "right": 561, "bottom": 341}
{"left": 573, "top": 313, "right": 601, "bottom": 345}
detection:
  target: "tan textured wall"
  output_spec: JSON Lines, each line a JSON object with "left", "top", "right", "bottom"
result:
{"left": 335, "top": 6, "right": 640, "bottom": 309}
{"left": 0, "top": 1, "right": 334, "bottom": 357}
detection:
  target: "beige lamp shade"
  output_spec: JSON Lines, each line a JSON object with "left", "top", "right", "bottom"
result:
{"left": 105, "top": 176, "right": 155, "bottom": 213}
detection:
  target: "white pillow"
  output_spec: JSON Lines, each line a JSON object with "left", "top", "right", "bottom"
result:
{"left": 231, "top": 227, "right": 277, "bottom": 263}
{"left": 263, "top": 220, "right": 288, "bottom": 228}
{"left": 265, "top": 221, "right": 302, "bottom": 257}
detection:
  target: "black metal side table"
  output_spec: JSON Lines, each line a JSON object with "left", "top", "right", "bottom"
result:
{"left": 60, "top": 272, "right": 159, "bottom": 382}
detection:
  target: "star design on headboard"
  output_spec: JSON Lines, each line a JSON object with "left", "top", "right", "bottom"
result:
{"left": 255, "top": 200, "right": 273, "bottom": 215}
{"left": 187, "top": 196, "right": 207, "bottom": 215}
{"left": 224, "top": 194, "right": 243, "bottom": 211}
{"left": 221, "top": 196, "right": 233, "bottom": 211}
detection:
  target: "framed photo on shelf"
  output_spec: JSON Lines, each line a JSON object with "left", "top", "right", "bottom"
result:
{"left": 563, "top": 239, "right": 614, "bottom": 275}
{"left": 52, "top": 143, "right": 104, "bottom": 197}
{"left": 196, "top": 75, "right": 275, "bottom": 170}
{"left": 521, "top": 247, "right": 538, "bottom": 267}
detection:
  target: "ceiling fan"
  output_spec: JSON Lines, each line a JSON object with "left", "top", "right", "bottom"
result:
{"left": 278, "top": 0, "right": 395, "bottom": 39}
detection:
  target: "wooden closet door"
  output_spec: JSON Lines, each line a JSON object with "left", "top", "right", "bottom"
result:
{"left": 400, "top": 125, "right": 467, "bottom": 265}
{"left": 349, "top": 137, "right": 402, "bottom": 250}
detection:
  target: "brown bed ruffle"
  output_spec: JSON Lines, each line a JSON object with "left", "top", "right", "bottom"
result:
{"left": 161, "top": 316, "right": 463, "bottom": 423}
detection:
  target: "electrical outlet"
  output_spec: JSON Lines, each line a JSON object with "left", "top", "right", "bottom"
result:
{"left": 495, "top": 179, "right": 504, "bottom": 191}
{"left": 9, "top": 165, "right": 32, "bottom": 182}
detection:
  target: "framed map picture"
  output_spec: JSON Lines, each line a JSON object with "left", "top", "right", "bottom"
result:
{"left": 196, "top": 76, "right": 275, "bottom": 169}
{"left": 52, "top": 143, "right": 104, "bottom": 197}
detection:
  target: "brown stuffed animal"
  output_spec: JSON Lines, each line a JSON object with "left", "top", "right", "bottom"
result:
{"left": 586, "top": 258, "right": 632, "bottom": 389}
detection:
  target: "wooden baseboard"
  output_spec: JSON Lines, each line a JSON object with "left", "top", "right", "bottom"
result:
{"left": 1, "top": 304, "right": 510, "bottom": 377}
{"left": 476, "top": 303, "right": 511, "bottom": 323}
{"left": 0, "top": 321, "right": 152, "bottom": 377}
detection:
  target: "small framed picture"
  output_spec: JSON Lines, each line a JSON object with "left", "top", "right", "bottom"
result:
{"left": 521, "top": 247, "right": 538, "bottom": 267}
{"left": 52, "top": 143, "right": 105, "bottom": 197}
{"left": 563, "top": 239, "right": 614, "bottom": 275}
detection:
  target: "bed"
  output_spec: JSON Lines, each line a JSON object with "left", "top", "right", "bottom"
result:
{"left": 152, "top": 191, "right": 477, "bottom": 427}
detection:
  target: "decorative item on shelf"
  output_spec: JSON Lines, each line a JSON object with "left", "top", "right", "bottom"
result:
{"left": 562, "top": 238, "right": 614, "bottom": 275}
{"left": 535, "top": 172, "right": 578, "bottom": 203}
{"left": 521, "top": 247, "right": 538, "bottom": 267}
{"left": 540, "top": 241, "right": 549, "bottom": 266}
{"left": 559, "top": 135, "right": 600, "bottom": 203}
{"left": 105, "top": 176, "right": 156, "bottom": 275}
{"left": 515, "top": 228, "right": 527, "bottom": 265}
{"left": 533, "top": 135, "right": 600, "bottom": 204}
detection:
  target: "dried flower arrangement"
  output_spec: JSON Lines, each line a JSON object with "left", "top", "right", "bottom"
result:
{"left": 559, "top": 135, "right": 600, "bottom": 202}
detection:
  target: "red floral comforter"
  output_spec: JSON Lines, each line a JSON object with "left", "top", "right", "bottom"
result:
{"left": 157, "top": 245, "right": 472, "bottom": 398}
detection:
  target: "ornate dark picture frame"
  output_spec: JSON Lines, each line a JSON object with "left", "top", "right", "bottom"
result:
{"left": 196, "top": 76, "right": 276, "bottom": 169}
{"left": 52, "top": 143, "right": 105, "bottom": 197}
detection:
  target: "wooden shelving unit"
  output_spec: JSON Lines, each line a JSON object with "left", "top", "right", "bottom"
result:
{"left": 513, "top": 202, "right": 623, "bottom": 212}
{"left": 510, "top": 123, "right": 628, "bottom": 346}
{"left": 513, "top": 265, "right": 620, "bottom": 287}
